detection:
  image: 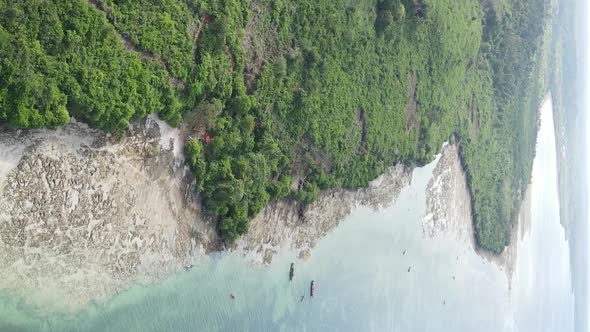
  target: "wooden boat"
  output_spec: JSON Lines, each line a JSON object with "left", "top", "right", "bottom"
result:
{"left": 310, "top": 280, "right": 315, "bottom": 297}
{"left": 289, "top": 263, "right": 294, "bottom": 282}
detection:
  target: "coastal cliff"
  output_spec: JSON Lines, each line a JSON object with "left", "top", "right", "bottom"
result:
{"left": 0, "top": 118, "right": 520, "bottom": 311}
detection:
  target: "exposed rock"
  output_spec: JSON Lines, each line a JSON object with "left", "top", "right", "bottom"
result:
{"left": 0, "top": 119, "right": 209, "bottom": 311}
{"left": 423, "top": 143, "right": 473, "bottom": 242}
{"left": 235, "top": 164, "right": 413, "bottom": 265}
{"left": 0, "top": 116, "right": 415, "bottom": 311}
{"left": 423, "top": 143, "right": 522, "bottom": 281}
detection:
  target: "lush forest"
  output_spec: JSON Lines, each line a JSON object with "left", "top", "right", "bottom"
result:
{"left": 0, "top": 0, "right": 549, "bottom": 252}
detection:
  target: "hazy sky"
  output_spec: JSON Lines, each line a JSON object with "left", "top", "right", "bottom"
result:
{"left": 582, "top": 0, "right": 590, "bottom": 326}
{"left": 585, "top": 0, "right": 590, "bottom": 328}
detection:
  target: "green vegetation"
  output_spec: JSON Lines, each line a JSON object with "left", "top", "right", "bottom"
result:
{"left": 100, "top": 0, "right": 198, "bottom": 80}
{"left": 0, "top": 0, "right": 182, "bottom": 130}
{"left": 0, "top": 0, "right": 549, "bottom": 250}
{"left": 459, "top": 0, "right": 548, "bottom": 252}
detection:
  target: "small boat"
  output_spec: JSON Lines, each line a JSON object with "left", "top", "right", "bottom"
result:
{"left": 289, "top": 263, "right": 294, "bottom": 282}
{"left": 310, "top": 280, "right": 315, "bottom": 297}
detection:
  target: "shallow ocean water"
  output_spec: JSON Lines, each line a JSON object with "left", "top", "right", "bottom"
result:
{"left": 0, "top": 96, "right": 573, "bottom": 332}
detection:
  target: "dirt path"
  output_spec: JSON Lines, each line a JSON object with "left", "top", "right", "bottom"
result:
{"left": 86, "top": 0, "right": 183, "bottom": 87}
{"left": 192, "top": 13, "right": 213, "bottom": 60}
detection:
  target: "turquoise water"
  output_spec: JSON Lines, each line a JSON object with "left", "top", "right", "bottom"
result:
{"left": 0, "top": 161, "right": 512, "bottom": 332}
{"left": 0, "top": 97, "right": 573, "bottom": 331}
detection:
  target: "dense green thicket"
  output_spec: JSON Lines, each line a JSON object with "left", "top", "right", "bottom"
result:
{"left": 0, "top": 0, "right": 549, "bottom": 249}
{"left": 0, "top": 0, "right": 181, "bottom": 130}
{"left": 459, "top": 0, "right": 547, "bottom": 252}
{"left": 100, "top": 0, "right": 199, "bottom": 80}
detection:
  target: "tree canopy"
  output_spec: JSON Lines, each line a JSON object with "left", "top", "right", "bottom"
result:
{"left": 0, "top": 0, "right": 549, "bottom": 249}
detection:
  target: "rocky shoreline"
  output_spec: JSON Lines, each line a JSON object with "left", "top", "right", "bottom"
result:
{"left": 234, "top": 162, "right": 413, "bottom": 265}
{"left": 0, "top": 118, "right": 520, "bottom": 312}
{"left": 423, "top": 142, "right": 530, "bottom": 282}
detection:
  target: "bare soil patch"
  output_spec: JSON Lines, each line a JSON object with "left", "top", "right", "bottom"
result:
{"left": 86, "top": 0, "right": 184, "bottom": 87}
{"left": 242, "top": 0, "right": 288, "bottom": 94}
